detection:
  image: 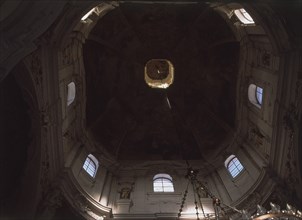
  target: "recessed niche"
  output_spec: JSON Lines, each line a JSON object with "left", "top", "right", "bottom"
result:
{"left": 144, "top": 59, "right": 174, "bottom": 89}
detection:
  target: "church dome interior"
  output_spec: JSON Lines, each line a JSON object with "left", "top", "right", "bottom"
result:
{"left": 0, "top": 1, "right": 301, "bottom": 220}
{"left": 84, "top": 2, "right": 238, "bottom": 162}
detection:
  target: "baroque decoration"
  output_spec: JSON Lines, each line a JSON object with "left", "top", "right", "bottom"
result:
{"left": 2, "top": 1, "right": 302, "bottom": 220}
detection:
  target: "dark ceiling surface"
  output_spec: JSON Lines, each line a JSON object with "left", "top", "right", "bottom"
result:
{"left": 83, "top": 2, "right": 239, "bottom": 161}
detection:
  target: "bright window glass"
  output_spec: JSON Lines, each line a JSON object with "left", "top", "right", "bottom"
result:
{"left": 225, "top": 155, "right": 244, "bottom": 178}
{"left": 248, "top": 84, "right": 263, "bottom": 108}
{"left": 67, "top": 82, "right": 76, "bottom": 106}
{"left": 83, "top": 154, "right": 98, "bottom": 178}
{"left": 234, "top": 8, "right": 255, "bottom": 24}
{"left": 81, "top": 8, "right": 95, "bottom": 21}
{"left": 256, "top": 86, "right": 263, "bottom": 105}
{"left": 153, "top": 174, "right": 174, "bottom": 192}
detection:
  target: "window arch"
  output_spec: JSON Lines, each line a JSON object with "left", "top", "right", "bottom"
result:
{"left": 81, "top": 7, "right": 95, "bottom": 21}
{"left": 153, "top": 173, "right": 174, "bottom": 192}
{"left": 67, "top": 82, "right": 76, "bottom": 106}
{"left": 83, "top": 154, "right": 99, "bottom": 178}
{"left": 248, "top": 84, "right": 263, "bottom": 108}
{"left": 234, "top": 8, "right": 255, "bottom": 25}
{"left": 225, "top": 155, "right": 244, "bottom": 178}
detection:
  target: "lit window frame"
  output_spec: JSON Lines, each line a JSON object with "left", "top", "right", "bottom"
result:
{"left": 67, "top": 82, "right": 76, "bottom": 106}
{"left": 81, "top": 8, "right": 95, "bottom": 22}
{"left": 153, "top": 173, "right": 174, "bottom": 192}
{"left": 234, "top": 8, "right": 255, "bottom": 25}
{"left": 248, "top": 84, "right": 263, "bottom": 109}
{"left": 82, "top": 154, "right": 99, "bottom": 178}
{"left": 255, "top": 86, "right": 263, "bottom": 105}
{"left": 224, "top": 155, "right": 244, "bottom": 178}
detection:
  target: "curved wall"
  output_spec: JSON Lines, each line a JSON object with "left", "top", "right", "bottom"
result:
{"left": 56, "top": 1, "right": 301, "bottom": 218}
{"left": 56, "top": 1, "right": 290, "bottom": 218}
{"left": 0, "top": 1, "right": 301, "bottom": 220}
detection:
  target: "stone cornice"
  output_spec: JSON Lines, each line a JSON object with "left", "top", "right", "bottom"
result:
{"left": 60, "top": 168, "right": 112, "bottom": 219}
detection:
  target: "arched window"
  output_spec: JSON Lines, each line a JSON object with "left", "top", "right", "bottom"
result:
{"left": 225, "top": 155, "right": 244, "bottom": 178}
{"left": 83, "top": 154, "right": 99, "bottom": 178}
{"left": 234, "top": 8, "right": 255, "bottom": 25}
{"left": 153, "top": 173, "right": 174, "bottom": 192}
{"left": 248, "top": 84, "right": 263, "bottom": 108}
{"left": 67, "top": 82, "right": 76, "bottom": 106}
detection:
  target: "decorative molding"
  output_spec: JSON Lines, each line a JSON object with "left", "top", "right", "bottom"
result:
{"left": 237, "top": 192, "right": 261, "bottom": 213}
{"left": 39, "top": 135, "right": 51, "bottom": 203}
{"left": 283, "top": 103, "right": 298, "bottom": 135}
{"left": 23, "top": 50, "right": 44, "bottom": 93}
{"left": 282, "top": 68, "right": 301, "bottom": 192}
{"left": 59, "top": 34, "right": 86, "bottom": 68}
{"left": 256, "top": 49, "right": 280, "bottom": 71}
{"left": 36, "top": 185, "right": 63, "bottom": 220}
{"left": 73, "top": 193, "right": 91, "bottom": 213}
{"left": 44, "top": 186, "right": 63, "bottom": 210}
{"left": 265, "top": 165, "right": 301, "bottom": 207}
{"left": 231, "top": 168, "right": 274, "bottom": 210}
{"left": 60, "top": 169, "right": 112, "bottom": 218}
{"left": 61, "top": 42, "right": 73, "bottom": 66}
{"left": 247, "top": 122, "right": 270, "bottom": 159}
{"left": 73, "top": 195, "right": 109, "bottom": 219}
{"left": 281, "top": 75, "right": 301, "bottom": 202}
{"left": 117, "top": 182, "right": 135, "bottom": 200}
{"left": 294, "top": 79, "right": 302, "bottom": 117}
{"left": 40, "top": 108, "right": 51, "bottom": 128}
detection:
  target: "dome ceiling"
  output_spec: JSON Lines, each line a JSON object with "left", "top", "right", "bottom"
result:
{"left": 83, "top": 2, "right": 239, "bottom": 161}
